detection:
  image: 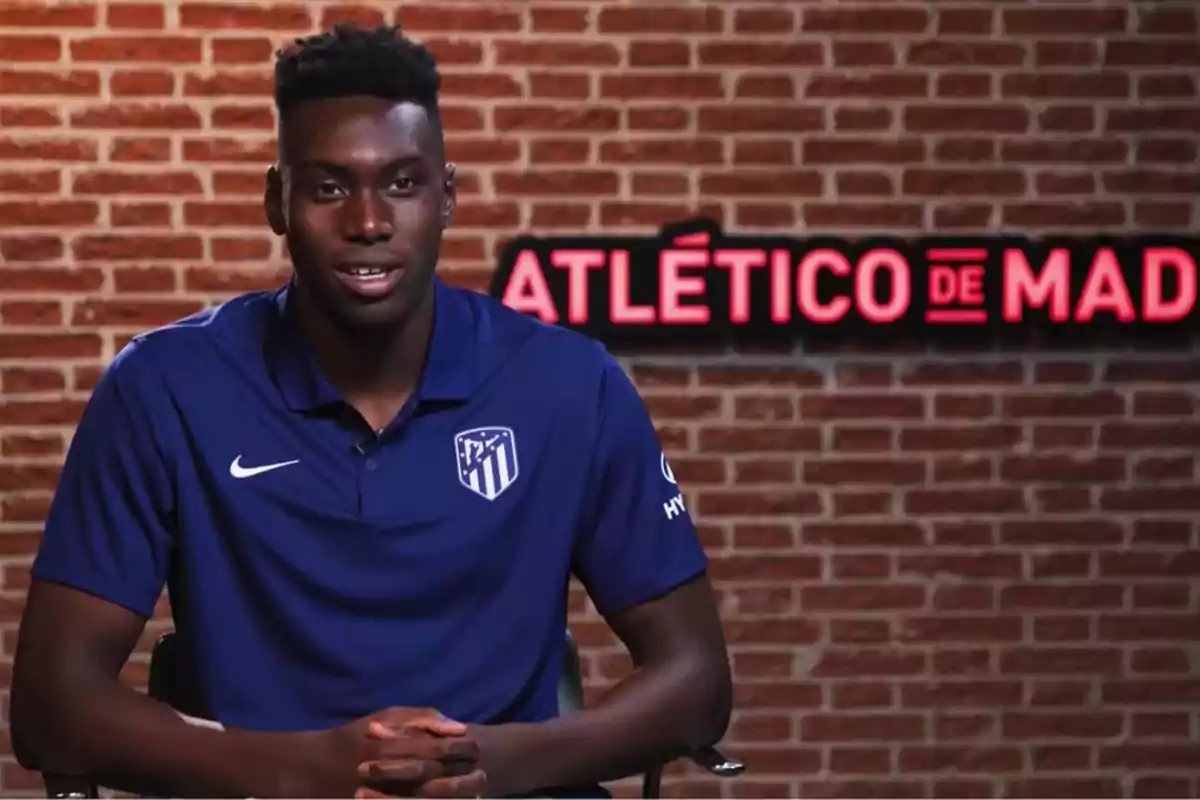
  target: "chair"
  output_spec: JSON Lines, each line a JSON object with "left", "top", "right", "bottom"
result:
{"left": 557, "top": 629, "right": 744, "bottom": 798}
{"left": 45, "top": 630, "right": 743, "bottom": 798}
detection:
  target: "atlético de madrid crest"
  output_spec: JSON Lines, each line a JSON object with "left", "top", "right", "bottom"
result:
{"left": 454, "top": 426, "right": 519, "bottom": 501}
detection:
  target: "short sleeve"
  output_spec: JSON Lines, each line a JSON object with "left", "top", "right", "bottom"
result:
{"left": 31, "top": 343, "right": 175, "bottom": 618}
{"left": 572, "top": 353, "right": 709, "bottom": 617}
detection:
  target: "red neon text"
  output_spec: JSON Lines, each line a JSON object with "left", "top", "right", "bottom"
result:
{"left": 1003, "top": 247, "right": 1196, "bottom": 323}
{"left": 501, "top": 237, "right": 911, "bottom": 326}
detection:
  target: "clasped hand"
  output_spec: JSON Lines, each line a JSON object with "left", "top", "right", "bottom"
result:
{"left": 303, "top": 706, "right": 488, "bottom": 798}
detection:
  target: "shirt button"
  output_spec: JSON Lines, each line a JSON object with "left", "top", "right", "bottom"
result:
{"left": 365, "top": 459, "right": 378, "bottom": 471}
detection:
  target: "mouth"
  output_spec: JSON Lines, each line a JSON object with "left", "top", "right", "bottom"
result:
{"left": 332, "top": 261, "right": 405, "bottom": 300}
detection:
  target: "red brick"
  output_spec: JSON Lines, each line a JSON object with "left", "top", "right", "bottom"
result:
{"left": 0, "top": 333, "right": 100, "bottom": 359}
{"left": 73, "top": 170, "right": 202, "bottom": 195}
{"left": 179, "top": 3, "right": 310, "bottom": 29}
{"left": 699, "top": 105, "right": 824, "bottom": 133}
{"left": 495, "top": 106, "right": 619, "bottom": 133}
{"left": 0, "top": 105, "right": 62, "bottom": 126}
{"left": 803, "top": 7, "right": 928, "bottom": 34}
{"left": 495, "top": 41, "right": 618, "bottom": 67}
{"left": 1004, "top": 8, "right": 1127, "bottom": 35}
{"left": 629, "top": 41, "right": 690, "bottom": 68}
{"left": 735, "top": 75, "right": 795, "bottom": 100}
{"left": 906, "top": 104, "right": 1030, "bottom": 133}
{"left": 1107, "top": 106, "right": 1200, "bottom": 133}
{"left": 0, "top": 169, "right": 59, "bottom": 194}
{"left": 0, "top": 34, "right": 61, "bottom": 61}
{"left": 1138, "top": 8, "right": 1199, "bottom": 35}
{"left": 529, "top": 8, "right": 587, "bottom": 34}
{"left": 601, "top": 74, "right": 724, "bottom": 100}
{"left": 183, "top": 201, "right": 265, "bottom": 226}
{"left": 0, "top": 2, "right": 97, "bottom": 27}
{"left": 183, "top": 137, "right": 275, "bottom": 163}
{"left": 0, "top": 69, "right": 100, "bottom": 95}
{"left": 0, "top": 200, "right": 97, "bottom": 226}
{"left": 110, "top": 202, "right": 172, "bottom": 227}
{"left": 73, "top": 234, "right": 203, "bottom": 261}
{"left": 210, "top": 36, "right": 273, "bottom": 64}
{"left": 801, "top": 713, "right": 925, "bottom": 742}
{"left": 699, "top": 43, "right": 822, "bottom": 67}
{"left": 834, "top": 41, "right": 895, "bottom": 67}
{"left": 910, "top": 41, "right": 1026, "bottom": 66}
{"left": 627, "top": 108, "right": 689, "bottom": 131}
{"left": 73, "top": 299, "right": 202, "bottom": 327}
{"left": 420, "top": 39, "right": 483, "bottom": 66}
{"left": 71, "top": 36, "right": 201, "bottom": 62}
{"left": 211, "top": 106, "right": 273, "bottom": 130}
{"left": 110, "top": 136, "right": 171, "bottom": 162}
{"left": 807, "top": 73, "right": 929, "bottom": 99}
{"left": 110, "top": 70, "right": 176, "bottom": 97}
{"left": 394, "top": 4, "right": 519, "bottom": 33}
{"left": 701, "top": 170, "right": 822, "bottom": 196}
{"left": 71, "top": 103, "right": 202, "bottom": 129}
{"left": 184, "top": 72, "right": 272, "bottom": 97}
{"left": 107, "top": 3, "right": 164, "bottom": 28}
{"left": 804, "top": 138, "right": 925, "bottom": 164}
{"left": 493, "top": 170, "right": 618, "bottom": 197}
{"left": 597, "top": 6, "right": 722, "bottom": 34}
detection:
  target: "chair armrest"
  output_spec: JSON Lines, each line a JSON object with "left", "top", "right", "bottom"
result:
{"left": 686, "top": 746, "right": 744, "bottom": 777}
{"left": 42, "top": 772, "right": 98, "bottom": 798}
{"left": 642, "top": 746, "right": 743, "bottom": 798}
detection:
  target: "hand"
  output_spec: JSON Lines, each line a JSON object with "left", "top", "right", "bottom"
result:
{"left": 359, "top": 716, "right": 488, "bottom": 798}
{"left": 284, "top": 707, "right": 486, "bottom": 798}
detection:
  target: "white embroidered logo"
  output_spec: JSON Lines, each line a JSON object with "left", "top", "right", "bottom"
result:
{"left": 454, "top": 426, "right": 519, "bottom": 501}
{"left": 661, "top": 453, "right": 677, "bottom": 485}
{"left": 660, "top": 453, "right": 685, "bottom": 519}
{"left": 229, "top": 455, "right": 299, "bottom": 479}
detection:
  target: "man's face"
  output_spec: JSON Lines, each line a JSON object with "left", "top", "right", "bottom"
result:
{"left": 265, "top": 96, "right": 455, "bottom": 331}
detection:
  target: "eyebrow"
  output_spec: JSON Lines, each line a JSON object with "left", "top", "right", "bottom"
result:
{"left": 294, "top": 154, "right": 428, "bottom": 175}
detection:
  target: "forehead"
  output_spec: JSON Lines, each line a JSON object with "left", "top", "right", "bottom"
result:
{"left": 281, "top": 96, "right": 438, "bottom": 164}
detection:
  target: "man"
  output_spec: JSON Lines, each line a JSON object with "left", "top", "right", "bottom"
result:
{"left": 11, "top": 23, "right": 732, "bottom": 799}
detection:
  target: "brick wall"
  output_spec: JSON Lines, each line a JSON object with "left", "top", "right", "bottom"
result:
{"left": 2, "top": 1, "right": 1199, "bottom": 797}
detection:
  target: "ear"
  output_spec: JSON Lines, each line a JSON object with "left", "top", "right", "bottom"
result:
{"left": 441, "top": 162, "right": 457, "bottom": 228}
{"left": 264, "top": 165, "right": 287, "bottom": 236}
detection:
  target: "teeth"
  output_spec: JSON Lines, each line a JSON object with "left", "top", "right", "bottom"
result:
{"left": 350, "top": 267, "right": 385, "bottom": 277}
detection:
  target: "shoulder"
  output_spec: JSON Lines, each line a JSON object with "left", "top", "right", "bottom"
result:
{"left": 97, "top": 288, "right": 280, "bottom": 399}
{"left": 453, "top": 282, "right": 623, "bottom": 390}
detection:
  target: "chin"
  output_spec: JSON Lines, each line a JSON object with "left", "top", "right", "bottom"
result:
{"left": 331, "top": 303, "right": 408, "bottom": 332}
{"left": 334, "top": 293, "right": 421, "bottom": 332}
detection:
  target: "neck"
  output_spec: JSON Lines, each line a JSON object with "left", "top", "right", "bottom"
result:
{"left": 292, "top": 281, "right": 436, "bottom": 401}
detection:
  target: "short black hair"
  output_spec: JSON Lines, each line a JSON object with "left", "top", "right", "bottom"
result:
{"left": 273, "top": 24, "right": 441, "bottom": 125}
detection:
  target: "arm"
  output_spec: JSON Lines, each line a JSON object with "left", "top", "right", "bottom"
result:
{"left": 469, "top": 353, "right": 733, "bottom": 796}
{"left": 13, "top": 582, "right": 311, "bottom": 797}
{"left": 471, "top": 579, "right": 731, "bottom": 796}
{"left": 10, "top": 344, "right": 303, "bottom": 797}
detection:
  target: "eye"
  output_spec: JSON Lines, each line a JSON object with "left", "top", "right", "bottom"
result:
{"left": 313, "top": 180, "right": 346, "bottom": 201}
{"left": 388, "top": 176, "right": 416, "bottom": 194}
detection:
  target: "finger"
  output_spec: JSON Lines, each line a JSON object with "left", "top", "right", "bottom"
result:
{"left": 406, "top": 715, "right": 468, "bottom": 737}
{"left": 358, "top": 757, "right": 447, "bottom": 785}
{"left": 417, "top": 768, "right": 488, "bottom": 798}
{"left": 364, "top": 733, "right": 480, "bottom": 765}
{"left": 367, "top": 714, "right": 468, "bottom": 739}
{"left": 354, "top": 789, "right": 390, "bottom": 799}
{"left": 367, "top": 720, "right": 402, "bottom": 739}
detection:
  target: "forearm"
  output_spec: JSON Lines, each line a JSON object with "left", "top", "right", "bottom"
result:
{"left": 478, "top": 657, "right": 731, "bottom": 796}
{"left": 14, "top": 678, "right": 302, "bottom": 798}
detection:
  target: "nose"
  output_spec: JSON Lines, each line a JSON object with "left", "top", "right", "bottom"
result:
{"left": 341, "top": 190, "right": 394, "bottom": 244}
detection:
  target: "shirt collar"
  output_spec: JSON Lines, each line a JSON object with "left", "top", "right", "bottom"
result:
{"left": 266, "top": 276, "right": 476, "bottom": 413}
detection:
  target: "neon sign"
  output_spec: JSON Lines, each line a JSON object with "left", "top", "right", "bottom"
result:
{"left": 489, "top": 217, "right": 1199, "bottom": 345}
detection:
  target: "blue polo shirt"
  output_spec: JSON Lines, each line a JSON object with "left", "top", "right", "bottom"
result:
{"left": 32, "top": 276, "right": 708, "bottom": 736}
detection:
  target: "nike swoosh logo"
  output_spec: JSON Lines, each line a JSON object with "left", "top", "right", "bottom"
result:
{"left": 229, "top": 455, "right": 299, "bottom": 479}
